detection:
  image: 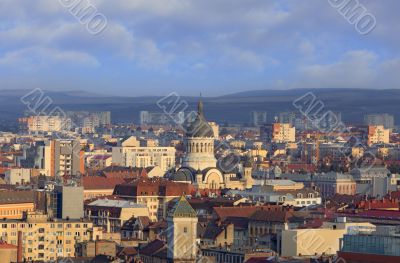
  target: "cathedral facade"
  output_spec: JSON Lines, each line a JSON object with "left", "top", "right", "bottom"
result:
{"left": 170, "top": 99, "right": 253, "bottom": 191}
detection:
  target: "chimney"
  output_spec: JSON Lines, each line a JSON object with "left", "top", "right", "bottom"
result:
{"left": 17, "top": 231, "right": 23, "bottom": 262}
{"left": 95, "top": 236, "right": 100, "bottom": 256}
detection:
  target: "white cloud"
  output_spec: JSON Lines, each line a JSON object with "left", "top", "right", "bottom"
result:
{"left": 0, "top": 47, "right": 100, "bottom": 69}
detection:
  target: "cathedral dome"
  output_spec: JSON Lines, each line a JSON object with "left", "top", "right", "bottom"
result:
{"left": 186, "top": 99, "right": 214, "bottom": 138}
{"left": 170, "top": 169, "right": 193, "bottom": 182}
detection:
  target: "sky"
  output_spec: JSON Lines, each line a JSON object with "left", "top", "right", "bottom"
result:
{"left": 0, "top": 0, "right": 399, "bottom": 96}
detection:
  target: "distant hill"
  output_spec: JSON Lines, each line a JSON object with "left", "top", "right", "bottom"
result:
{"left": 0, "top": 88, "right": 399, "bottom": 125}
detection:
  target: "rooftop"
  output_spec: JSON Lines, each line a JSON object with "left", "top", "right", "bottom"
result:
{"left": 88, "top": 199, "right": 146, "bottom": 209}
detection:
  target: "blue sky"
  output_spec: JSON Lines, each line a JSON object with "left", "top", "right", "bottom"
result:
{"left": 0, "top": 0, "right": 399, "bottom": 96}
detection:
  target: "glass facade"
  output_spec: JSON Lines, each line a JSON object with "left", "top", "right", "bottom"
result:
{"left": 341, "top": 234, "right": 400, "bottom": 256}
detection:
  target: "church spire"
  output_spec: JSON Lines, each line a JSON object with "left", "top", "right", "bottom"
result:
{"left": 198, "top": 93, "right": 204, "bottom": 117}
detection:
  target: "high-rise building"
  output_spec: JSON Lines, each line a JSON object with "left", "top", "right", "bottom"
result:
{"left": 250, "top": 111, "right": 267, "bottom": 127}
{"left": 140, "top": 111, "right": 185, "bottom": 125}
{"left": 367, "top": 125, "right": 390, "bottom": 146}
{"left": 278, "top": 112, "right": 296, "bottom": 125}
{"left": 24, "top": 116, "right": 71, "bottom": 132}
{"left": 364, "top": 113, "right": 395, "bottom": 129}
{"left": 35, "top": 139, "right": 85, "bottom": 177}
{"left": 272, "top": 123, "right": 296, "bottom": 143}
{"left": 67, "top": 111, "right": 111, "bottom": 126}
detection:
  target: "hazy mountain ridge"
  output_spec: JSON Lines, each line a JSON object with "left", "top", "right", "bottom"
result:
{"left": 0, "top": 89, "right": 399, "bottom": 125}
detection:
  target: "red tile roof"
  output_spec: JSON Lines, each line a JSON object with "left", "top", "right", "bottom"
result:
{"left": 339, "top": 210, "right": 400, "bottom": 220}
{"left": 113, "top": 178, "right": 194, "bottom": 197}
{"left": 357, "top": 199, "right": 399, "bottom": 210}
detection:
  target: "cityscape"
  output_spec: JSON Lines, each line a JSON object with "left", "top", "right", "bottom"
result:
{"left": 0, "top": 1, "right": 399, "bottom": 263}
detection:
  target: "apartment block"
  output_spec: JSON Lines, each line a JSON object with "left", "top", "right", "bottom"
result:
{"left": 272, "top": 123, "right": 296, "bottom": 143}
{"left": 35, "top": 139, "right": 84, "bottom": 177}
{"left": 0, "top": 212, "right": 101, "bottom": 262}
{"left": 25, "top": 116, "right": 71, "bottom": 132}
{"left": 364, "top": 113, "right": 395, "bottom": 129}
{"left": 367, "top": 125, "right": 390, "bottom": 146}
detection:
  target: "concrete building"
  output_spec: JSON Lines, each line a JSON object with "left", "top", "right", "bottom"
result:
{"left": 54, "top": 185, "right": 84, "bottom": 220}
{"left": 279, "top": 112, "right": 296, "bottom": 125}
{"left": 67, "top": 111, "right": 111, "bottom": 132}
{"left": 85, "top": 198, "right": 149, "bottom": 233}
{"left": 282, "top": 172, "right": 357, "bottom": 198}
{"left": 35, "top": 139, "right": 85, "bottom": 177}
{"left": 364, "top": 113, "right": 395, "bottom": 129}
{"left": 112, "top": 136, "right": 175, "bottom": 173}
{"left": 367, "top": 125, "right": 390, "bottom": 146}
{"left": 338, "top": 225, "right": 400, "bottom": 262}
{"left": 250, "top": 111, "right": 267, "bottom": 127}
{"left": 351, "top": 166, "right": 391, "bottom": 197}
{"left": 140, "top": 110, "right": 185, "bottom": 125}
{"left": 280, "top": 219, "right": 375, "bottom": 257}
{"left": 313, "top": 172, "right": 357, "bottom": 197}
{"left": 5, "top": 168, "right": 31, "bottom": 185}
{"left": 271, "top": 123, "right": 295, "bottom": 143}
{"left": 0, "top": 211, "right": 101, "bottom": 262}
{"left": 24, "top": 116, "right": 71, "bottom": 132}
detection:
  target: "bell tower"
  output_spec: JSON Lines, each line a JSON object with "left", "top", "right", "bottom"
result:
{"left": 167, "top": 196, "right": 198, "bottom": 262}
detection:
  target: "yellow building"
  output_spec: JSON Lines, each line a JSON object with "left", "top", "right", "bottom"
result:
{"left": 368, "top": 125, "right": 390, "bottom": 146}
{"left": 0, "top": 243, "right": 17, "bottom": 263}
{"left": 0, "top": 211, "right": 102, "bottom": 262}
{"left": 272, "top": 123, "right": 295, "bottom": 143}
{"left": 351, "top": 147, "right": 364, "bottom": 158}
{"left": 0, "top": 191, "right": 35, "bottom": 220}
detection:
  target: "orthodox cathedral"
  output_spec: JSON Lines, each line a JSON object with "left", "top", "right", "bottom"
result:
{"left": 169, "top": 99, "right": 254, "bottom": 190}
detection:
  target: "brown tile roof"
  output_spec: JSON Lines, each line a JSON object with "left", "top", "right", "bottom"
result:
{"left": 213, "top": 205, "right": 279, "bottom": 221}
{"left": 139, "top": 239, "right": 166, "bottom": 256}
{"left": 82, "top": 176, "right": 127, "bottom": 190}
{"left": 0, "top": 190, "right": 34, "bottom": 204}
{"left": 118, "top": 246, "right": 138, "bottom": 257}
{"left": 249, "top": 207, "right": 307, "bottom": 223}
{"left": 113, "top": 178, "right": 193, "bottom": 197}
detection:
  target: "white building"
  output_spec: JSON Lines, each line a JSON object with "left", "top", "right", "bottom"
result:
{"left": 5, "top": 168, "right": 31, "bottom": 185}
{"left": 112, "top": 136, "right": 175, "bottom": 173}
{"left": 27, "top": 116, "right": 71, "bottom": 132}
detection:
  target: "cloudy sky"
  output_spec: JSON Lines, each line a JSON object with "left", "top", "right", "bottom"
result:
{"left": 0, "top": 0, "right": 399, "bottom": 96}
